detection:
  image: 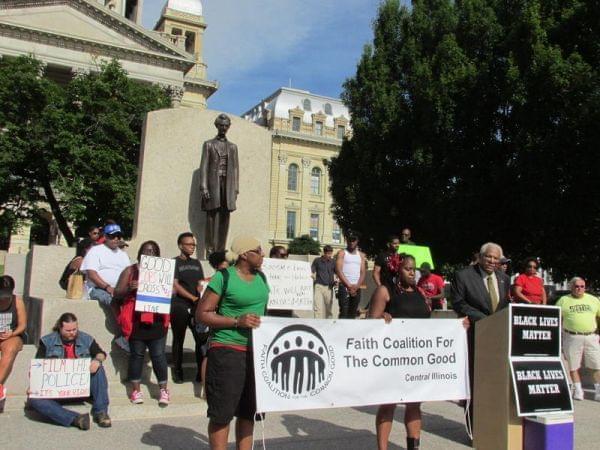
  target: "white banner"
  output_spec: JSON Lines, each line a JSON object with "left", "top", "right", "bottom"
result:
{"left": 254, "top": 318, "right": 470, "bottom": 413}
{"left": 135, "top": 255, "right": 175, "bottom": 314}
{"left": 29, "top": 358, "right": 91, "bottom": 399}
{"left": 261, "top": 258, "right": 313, "bottom": 310}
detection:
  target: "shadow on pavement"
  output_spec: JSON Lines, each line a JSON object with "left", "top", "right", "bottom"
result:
{"left": 141, "top": 424, "right": 209, "bottom": 449}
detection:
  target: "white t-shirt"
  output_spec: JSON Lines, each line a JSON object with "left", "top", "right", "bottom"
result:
{"left": 81, "top": 244, "right": 130, "bottom": 291}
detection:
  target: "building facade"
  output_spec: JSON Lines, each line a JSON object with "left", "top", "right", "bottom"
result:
{"left": 243, "top": 88, "right": 351, "bottom": 250}
{"left": 0, "top": 0, "right": 216, "bottom": 109}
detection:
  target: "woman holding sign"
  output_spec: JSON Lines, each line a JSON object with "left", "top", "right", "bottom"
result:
{"left": 196, "top": 235, "right": 269, "bottom": 450}
{"left": 0, "top": 275, "right": 26, "bottom": 412}
{"left": 368, "top": 254, "right": 431, "bottom": 450}
{"left": 115, "top": 241, "right": 171, "bottom": 407}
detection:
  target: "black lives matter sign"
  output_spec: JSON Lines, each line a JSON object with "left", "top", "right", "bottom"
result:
{"left": 510, "top": 305, "right": 561, "bottom": 357}
{"left": 510, "top": 360, "right": 573, "bottom": 416}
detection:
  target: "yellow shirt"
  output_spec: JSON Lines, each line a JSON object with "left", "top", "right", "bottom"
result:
{"left": 556, "top": 293, "right": 600, "bottom": 333}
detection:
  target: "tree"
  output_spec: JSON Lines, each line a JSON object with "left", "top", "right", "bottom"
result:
{"left": 0, "top": 56, "right": 170, "bottom": 245}
{"left": 288, "top": 235, "right": 322, "bottom": 255}
{"left": 330, "top": 0, "right": 600, "bottom": 281}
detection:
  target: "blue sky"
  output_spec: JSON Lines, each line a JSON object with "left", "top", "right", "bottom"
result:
{"left": 142, "top": 1, "right": 384, "bottom": 115}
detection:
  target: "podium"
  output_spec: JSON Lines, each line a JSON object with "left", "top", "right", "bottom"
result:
{"left": 473, "top": 307, "right": 522, "bottom": 449}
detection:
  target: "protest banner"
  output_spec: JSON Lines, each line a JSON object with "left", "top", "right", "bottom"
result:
{"left": 397, "top": 245, "right": 434, "bottom": 269}
{"left": 135, "top": 255, "right": 175, "bottom": 314}
{"left": 253, "top": 317, "right": 469, "bottom": 413}
{"left": 29, "top": 358, "right": 91, "bottom": 399}
{"left": 261, "top": 258, "right": 313, "bottom": 310}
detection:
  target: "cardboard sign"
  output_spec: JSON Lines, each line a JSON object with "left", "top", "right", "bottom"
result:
{"left": 254, "top": 317, "right": 469, "bottom": 413}
{"left": 261, "top": 258, "right": 313, "bottom": 310}
{"left": 29, "top": 358, "right": 91, "bottom": 399}
{"left": 510, "top": 305, "right": 561, "bottom": 357}
{"left": 397, "top": 244, "right": 434, "bottom": 269}
{"left": 135, "top": 255, "right": 175, "bottom": 314}
{"left": 510, "top": 360, "right": 573, "bottom": 416}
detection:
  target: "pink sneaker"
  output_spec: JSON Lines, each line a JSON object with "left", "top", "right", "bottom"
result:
{"left": 130, "top": 389, "right": 144, "bottom": 404}
{"left": 158, "top": 388, "right": 170, "bottom": 407}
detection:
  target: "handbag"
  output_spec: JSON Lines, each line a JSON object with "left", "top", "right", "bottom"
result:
{"left": 66, "top": 271, "right": 84, "bottom": 299}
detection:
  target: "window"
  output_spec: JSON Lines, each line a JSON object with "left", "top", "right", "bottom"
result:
{"left": 310, "top": 167, "right": 321, "bottom": 195}
{"left": 171, "top": 27, "right": 182, "bottom": 36}
{"left": 324, "top": 103, "right": 333, "bottom": 115}
{"left": 185, "top": 31, "right": 196, "bottom": 54}
{"left": 310, "top": 214, "right": 320, "bottom": 240}
{"left": 315, "top": 121, "right": 323, "bottom": 136}
{"left": 303, "top": 99, "right": 312, "bottom": 111}
{"left": 337, "top": 125, "right": 345, "bottom": 139}
{"left": 292, "top": 116, "right": 301, "bottom": 132}
{"left": 286, "top": 211, "right": 297, "bottom": 239}
{"left": 332, "top": 223, "right": 341, "bottom": 244}
{"left": 287, "top": 163, "right": 299, "bottom": 191}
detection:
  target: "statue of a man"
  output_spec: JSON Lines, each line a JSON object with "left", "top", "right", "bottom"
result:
{"left": 199, "top": 114, "right": 239, "bottom": 255}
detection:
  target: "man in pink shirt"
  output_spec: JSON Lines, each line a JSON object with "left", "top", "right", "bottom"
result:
{"left": 417, "top": 262, "right": 445, "bottom": 310}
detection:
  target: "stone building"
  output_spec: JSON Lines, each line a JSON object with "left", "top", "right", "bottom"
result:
{"left": 0, "top": 0, "right": 217, "bottom": 109}
{"left": 243, "top": 87, "right": 351, "bottom": 250}
{"left": 0, "top": 0, "right": 217, "bottom": 252}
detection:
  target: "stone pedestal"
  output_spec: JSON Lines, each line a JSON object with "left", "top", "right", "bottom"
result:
{"left": 131, "top": 108, "right": 273, "bottom": 258}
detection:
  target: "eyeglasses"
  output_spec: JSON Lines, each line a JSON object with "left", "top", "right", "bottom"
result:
{"left": 574, "top": 285, "right": 585, "bottom": 288}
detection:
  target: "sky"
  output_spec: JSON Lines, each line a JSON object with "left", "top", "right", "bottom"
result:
{"left": 142, "top": 1, "right": 383, "bottom": 115}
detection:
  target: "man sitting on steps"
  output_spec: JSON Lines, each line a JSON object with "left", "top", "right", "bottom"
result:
{"left": 28, "top": 312, "right": 111, "bottom": 430}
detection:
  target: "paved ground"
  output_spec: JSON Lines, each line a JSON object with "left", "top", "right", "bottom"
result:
{"left": 1, "top": 389, "right": 597, "bottom": 449}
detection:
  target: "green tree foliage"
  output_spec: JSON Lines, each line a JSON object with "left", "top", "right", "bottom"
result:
{"left": 0, "top": 57, "right": 170, "bottom": 245}
{"left": 330, "top": 0, "right": 600, "bottom": 280}
{"left": 288, "top": 234, "right": 322, "bottom": 255}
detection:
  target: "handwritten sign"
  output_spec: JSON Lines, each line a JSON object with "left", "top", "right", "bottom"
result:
{"left": 135, "top": 255, "right": 175, "bottom": 314}
{"left": 29, "top": 358, "right": 91, "bottom": 399}
{"left": 261, "top": 258, "right": 313, "bottom": 310}
{"left": 397, "top": 244, "right": 434, "bottom": 269}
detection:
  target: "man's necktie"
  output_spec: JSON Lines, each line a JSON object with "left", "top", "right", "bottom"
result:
{"left": 487, "top": 275, "right": 499, "bottom": 312}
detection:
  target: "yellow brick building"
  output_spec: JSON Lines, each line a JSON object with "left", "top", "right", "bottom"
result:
{"left": 243, "top": 88, "right": 351, "bottom": 250}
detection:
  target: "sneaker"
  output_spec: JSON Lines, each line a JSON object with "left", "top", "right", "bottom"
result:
{"left": 158, "top": 388, "right": 170, "bottom": 408}
{"left": 72, "top": 413, "right": 90, "bottom": 430}
{"left": 93, "top": 411, "right": 112, "bottom": 428}
{"left": 573, "top": 388, "right": 584, "bottom": 401}
{"left": 130, "top": 390, "right": 144, "bottom": 404}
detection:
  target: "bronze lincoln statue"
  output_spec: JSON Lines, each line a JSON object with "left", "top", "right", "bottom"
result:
{"left": 199, "top": 114, "right": 239, "bottom": 256}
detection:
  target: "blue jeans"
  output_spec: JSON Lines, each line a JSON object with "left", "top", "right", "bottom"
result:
{"left": 29, "top": 366, "right": 110, "bottom": 427}
{"left": 89, "top": 287, "right": 113, "bottom": 306}
{"left": 128, "top": 336, "right": 168, "bottom": 384}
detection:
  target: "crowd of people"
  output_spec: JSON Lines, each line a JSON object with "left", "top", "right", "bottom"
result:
{"left": 0, "top": 225, "right": 598, "bottom": 450}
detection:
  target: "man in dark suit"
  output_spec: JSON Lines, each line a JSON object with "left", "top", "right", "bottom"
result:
{"left": 452, "top": 242, "right": 510, "bottom": 436}
{"left": 199, "top": 114, "right": 239, "bottom": 255}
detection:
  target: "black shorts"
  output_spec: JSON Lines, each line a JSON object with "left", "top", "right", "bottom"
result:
{"left": 206, "top": 346, "right": 264, "bottom": 424}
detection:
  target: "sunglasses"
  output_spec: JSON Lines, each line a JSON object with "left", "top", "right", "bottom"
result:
{"left": 107, "top": 234, "right": 122, "bottom": 240}
{"left": 574, "top": 285, "right": 585, "bottom": 288}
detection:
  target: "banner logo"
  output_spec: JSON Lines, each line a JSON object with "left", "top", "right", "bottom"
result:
{"left": 260, "top": 324, "right": 335, "bottom": 398}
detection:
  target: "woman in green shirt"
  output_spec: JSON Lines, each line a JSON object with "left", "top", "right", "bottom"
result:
{"left": 196, "top": 235, "right": 269, "bottom": 450}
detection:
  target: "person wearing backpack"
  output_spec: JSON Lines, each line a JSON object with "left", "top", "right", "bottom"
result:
{"left": 196, "top": 235, "right": 269, "bottom": 450}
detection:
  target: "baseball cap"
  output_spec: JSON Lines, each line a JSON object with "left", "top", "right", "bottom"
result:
{"left": 499, "top": 257, "right": 511, "bottom": 264}
{"left": 103, "top": 223, "right": 122, "bottom": 236}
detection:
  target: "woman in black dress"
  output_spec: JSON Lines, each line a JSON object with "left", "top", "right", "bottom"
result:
{"left": 369, "top": 254, "right": 429, "bottom": 450}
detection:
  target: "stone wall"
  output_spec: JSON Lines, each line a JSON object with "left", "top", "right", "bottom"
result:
{"left": 131, "top": 108, "right": 272, "bottom": 258}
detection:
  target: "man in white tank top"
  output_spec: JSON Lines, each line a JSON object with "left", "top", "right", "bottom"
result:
{"left": 335, "top": 233, "right": 366, "bottom": 318}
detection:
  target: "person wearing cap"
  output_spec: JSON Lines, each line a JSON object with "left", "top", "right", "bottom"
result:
{"left": 416, "top": 262, "right": 446, "bottom": 310}
{"left": 555, "top": 277, "right": 600, "bottom": 401}
{"left": 373, "top": 235, "right": 401, "bottom": 288}
{"left": 335, "top": 233, "right": 366, "bottom": 319}
{"left": 498, "top": 256, "right": 511, "bottom": 273}
{"left": 0, "top": 275, "right": 27, "bottom": 412}
{"left": 81, "top": 223, "right": 130, "bottom": 307}
{"left": 196, "top": 235, "right": 269, "bottom": 450}
{"left": 513, "top": 257, "right": 546, "bottom": 305}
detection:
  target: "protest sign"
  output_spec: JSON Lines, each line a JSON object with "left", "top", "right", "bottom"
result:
{"left": 253, "top": 317, "right": 469, "bottom": 413}
{"left": 29, "top": 358, "right": 91, "bottom": 399}
{"left": 509, "top": 304, "right": 561, "bottom": 358}
{"left": 261, "top": 258, "right": 313, "bottom": 310}
{"left": 135, "top": 255, "right": 175, "bottom": 314}
{"left": 397, "top": 245, "right": 434, "bottom": 269}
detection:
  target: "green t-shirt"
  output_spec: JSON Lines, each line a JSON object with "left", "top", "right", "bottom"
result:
{"left": 208, "top": 267, "right": 270, "bottom": 346}
{"left": 556, "top": 293, "right": 600, "bottom": 333}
